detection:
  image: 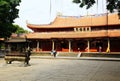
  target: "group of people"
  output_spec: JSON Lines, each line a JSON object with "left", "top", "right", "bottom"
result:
{"left": 51, "top": 49, "right": 57, "bottom": 57}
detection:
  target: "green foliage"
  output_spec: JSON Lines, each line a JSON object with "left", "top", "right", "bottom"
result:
{"left": 73, "top": 0, "right": 95, "bottom": 9}
{"left": 107, "top": 0, "right": 120, "bottom": 13}
{"left": 73, "top": 0, "right": 120, "bottom": 15}
{"left": 0, "top": 0, "right": 21, "bottom": 38}
{"left": 0, "top": 23, "right": 17, "bottom": 38}
{"left": 14, "top": 24, "right": 30, "bottom": 34}
{"left": 73, "top": 0, "right": 81, "bottom": 3}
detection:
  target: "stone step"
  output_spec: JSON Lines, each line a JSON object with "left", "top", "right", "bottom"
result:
{"left": 80, "top": 52, "right": 120, "bottom": 58}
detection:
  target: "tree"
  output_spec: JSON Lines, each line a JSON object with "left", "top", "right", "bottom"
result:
{"left": 73, "top": 0, "right": 120, "bottom": 15}
{"left": 14, "top": 24, "right": 30, "bottom": 34}
{"left": 0, "top": 23, "right": 17, "bottom": 38}
{"left": 0, "top": 0, "right": 21, "bottom": 38}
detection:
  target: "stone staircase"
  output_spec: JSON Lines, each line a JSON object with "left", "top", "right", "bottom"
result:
{"left": 31, "top": 51, "right": 120, "bottom": 58}
{"left": 57, "top": 52, "right": 78, "bottom": 57}
{"left": 80, "top": 52, "right": 120, "bottom": 58}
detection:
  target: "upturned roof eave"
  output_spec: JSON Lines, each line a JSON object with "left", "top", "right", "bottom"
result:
{"left": 27, "top": 13, "right": 120, "bottom": 29}
{"left": 27, "top": 24, "right": 76, "bottom": 29}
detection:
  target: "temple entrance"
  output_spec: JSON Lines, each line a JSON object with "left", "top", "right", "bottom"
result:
{"left": 41, "top": 40, "right": 52, "bottom": 51}
{"left": 61, "top": 40, "right": 69, "bottom": 52}
{"left": 72, "top": 40, "right": 87, "bottom": 52}
{"left": 77, "top": 41, "right": 87, "bottom": 52}
{"left": 90, "top": 39, "right": 107, "bottom": 52}
{"left": 110, "top": 38, "right": 120, "bottom": 52}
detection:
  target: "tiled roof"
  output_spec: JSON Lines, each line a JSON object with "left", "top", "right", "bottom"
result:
{"left": 27, "top": 13, "right": 120, "bottom": 29}
{"left": 26, "top": 30, "right": 120, "bottom": 39}
{"left": 5, "top": 38, "right": 26, "bottom": 43}
{"left": 11, "top": 33, "right": 26, "bottom": 38}
{"left": 5, "top": 33, "right": 26, "bottom": 43}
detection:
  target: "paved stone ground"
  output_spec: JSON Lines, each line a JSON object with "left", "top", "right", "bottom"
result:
{"left": 0, "top": 58, "right": 120, "bottom": 81}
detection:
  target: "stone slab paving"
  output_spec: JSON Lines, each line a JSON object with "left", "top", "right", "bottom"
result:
{"left": 0, "top": 58, "right": 120, "bottom": 81}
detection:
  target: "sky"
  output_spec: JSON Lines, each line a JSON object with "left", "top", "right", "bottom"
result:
{"left": 14, "top": 0, "right": 106, "bottom": 31}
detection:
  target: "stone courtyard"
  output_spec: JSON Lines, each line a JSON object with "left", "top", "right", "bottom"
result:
{"left": 0, "top": 58, "right": 120, "bottom": 81}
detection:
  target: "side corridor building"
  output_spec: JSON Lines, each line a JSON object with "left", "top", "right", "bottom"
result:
{"left": 26, "top": 13, "right": 120, "bottom": 53}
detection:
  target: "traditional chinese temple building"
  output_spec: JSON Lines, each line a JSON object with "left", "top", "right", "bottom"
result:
{"left": 26, "top": 13, "right": 120, "bottom": 53}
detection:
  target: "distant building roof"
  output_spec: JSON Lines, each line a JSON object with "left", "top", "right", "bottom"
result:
{"left": 5, "top": 33, "right": 26, "bottom": 43}
{"left": 5, "top": 38, "right": 26, "bottom": 43}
